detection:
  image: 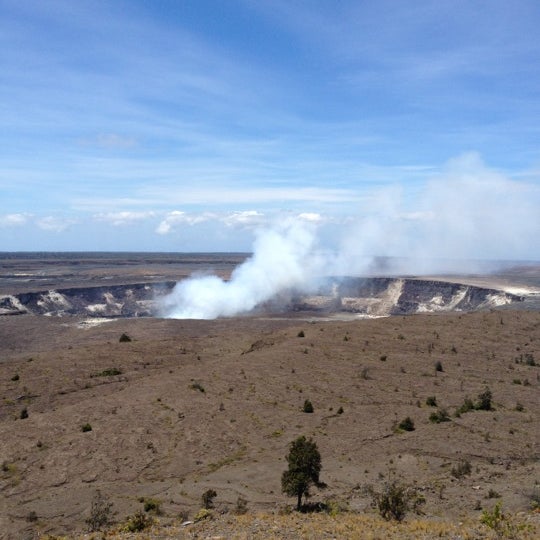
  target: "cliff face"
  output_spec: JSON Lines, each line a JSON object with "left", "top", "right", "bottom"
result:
{"left": 0, "top": 282, "right": 175, "bottom": 317}
{"left": 0, "top": 277, "right": 524, "bottom": 318}
{"left": 291, "top": 277, "right": 523, "bottom": 316}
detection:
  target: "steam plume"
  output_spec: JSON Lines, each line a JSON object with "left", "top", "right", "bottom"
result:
{"left": 161, "top": 153, "right": 540, "bottom": 319}
{"left": 161, "top": 220, "right": 322, "bottom": 319}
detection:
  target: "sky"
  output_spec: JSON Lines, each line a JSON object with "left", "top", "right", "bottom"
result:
{"left": 1, "top": 0, "right": 539, "bottom": 258}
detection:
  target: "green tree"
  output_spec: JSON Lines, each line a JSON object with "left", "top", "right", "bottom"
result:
{"left": 281, "top": 436, "right": 323, "bottom": 510}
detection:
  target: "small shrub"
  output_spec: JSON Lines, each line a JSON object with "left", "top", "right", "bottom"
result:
{"left": 86, "top": 490, "right": 113, "bottom": 532}
{"left": 426, "top": 396, "right": 437, "bottom": 407}
{"left": 475, "top": 387, "right": 493, "bottom": 411}
{"left": 122, "top": 510, "right": 153, "bottom": 532}
{"left": 368, "top": 480, "right": 424, "bottom": 521}
{"left": 81, "top": 423, "right": 92, "bottom": 432}
{"left": 525, "top": 353, "right": 536, "bottom": 365}
{"left": 337, "top": 406, "right": 344, "bottom": 415}
{"left": 190, "top": 382, "right": 205, "bottom": 393}
{"left": 119, "top": 333, "right": 132, "bottom": 342}
{"left": 515, "top": 402, "right": 524, "bottom": 412}
{"left": 26, "top": 511, "right": 38, "bottom": 523}
{"left": 11, "top": 374, "right": 19, "bottom": 381}
{"left": 20, "top": 408, "right": 28, "bottom": 419}
{"left": 234, "top": 495, "right": 248, "bottom": 515}
{"left": 93, "top": 368, "right": 122, "bottom": 377}
{"left": 379, "top": 355, "right": 387, "bottom": 362}
{"left": 456, "top": 397, "right": 475, "bottom": 416}
{"left": 302, "top": 399, "right": 314, "bottom": 413}
{"left": 480, "top": 501, "right": 527, "bottom": 538}
{"left": 202, "top": 489, "right": 217, "bottom": 509}
{"left": 451, "top": 460, "right": 472, "bottom": 479}
{"left": 435, "top": 361, "right": 444, "bottom": 372}
{"left": 487, "top": 488, "right": 501, "bottom": 499}
{"left": 429, "top": 408, "right": 450, "bottom": 423}
{"left": 529, "top": 484, "right": 540, "bottom": 510}
{"left": 297, "top": 330, "right": 305, "bottom": 338}
{"left": 194, "top": 508, "right": 212, "bottom": 522}
{"left": 142, "top": 498, "right": 161, "bottom": 514}
{"left": 397, "top": 417, "right": 415, "bottom": 432}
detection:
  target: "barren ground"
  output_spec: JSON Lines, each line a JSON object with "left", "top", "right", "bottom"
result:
{"left": 1, "top": 309, "right": 539, "bottom": 539}
{"left": 0, "top": 256, "right": 539, "bottom": 539}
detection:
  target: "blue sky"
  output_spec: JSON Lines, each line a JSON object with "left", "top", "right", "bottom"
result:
{"left": 1, "top": 0, "right": 539, "bottom": 257}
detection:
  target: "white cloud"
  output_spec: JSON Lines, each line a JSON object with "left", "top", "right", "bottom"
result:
{"left": 94, "top": 211, "right": 155, "bottom": 226}
{"left": 297, "top": 212, "right": 323, "bottom": 223}
{"left": 37, "top": 216, "right": 74, "bottom": 232}
{"left": 156, "top": 211, "right": 214, "bottom": 235}
{"left": 0, "top": 213, "right": 29, "bottom": 227}
{"left": 221, "top": 211, "right": 266, "bottom": 229}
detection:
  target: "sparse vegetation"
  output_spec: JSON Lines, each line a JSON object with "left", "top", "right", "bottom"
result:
{"left": 142, "top": 497, "right": 162, "bottom": 514}
{"left": 435, "top": 360, "right": 444, "bottom": 372}
{"left": 297, "top": 330, "right": 305, "bottom": 338}
{"left": 10, "top": 374, "right": 19, "bottom": 381}
{"left": 397, "top": 416, "right": 415, "bottom": 432}
{"left": 20, "top": 407, "right": 28, "bottom": 419}
{"left": 234, "top": 495, "right": 248, "bottom": 515}
{"left": 85, "top": 490, "right": 113, "bottom": 532}
{"left": 429, "top": 408, "right": 450, "bottom": 423}
{"left": 281, "top": 436, "right": 323, "bottom": 511}
{"left": 476, "top": 387, "right": 493, "bottom": 411}
{"left": 426, "top": 395, "right": 437, "bottom": 407}
{"left": 202, "top": 489, "right": 217, "bottom": 509}
{"left": 119, "top": 333, "right": 132, "bottom": 342}
{"left": 190, "top": 382, "right": 205, "bottom": 393}
{"left": 480, "top": 501, "right": 528, "bottom": 538}
{"left": 302, "top": 399, "right": 314, "bottom": 413}
{"left": 121, "top": 510, "right": 153, "bottom": 532}
{"left": 92, "top": 367, "right": 122, "bottom": 377}
{"left": 81, "top": 423, "right": 92, "bottom": 432}
{"left": 367, "top": 479, "right": 425, "bottom": 521}
{"left": 451, "top": 460, "right": 472, "bottom": 479}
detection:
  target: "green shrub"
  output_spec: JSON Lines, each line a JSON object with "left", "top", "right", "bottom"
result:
{"left": 368, "top": 480, "right": 424, "bottom": 521}
{"left": 429, "top": 408, "right": 450, "bottom": 423}
{"left": 475, "top": 387, "right": 493, "bottom": 411}
{"left": 456, "top": 397, "right": 475, "bottom": 416}
{"left": 451, "top": 460, "right": 472, "bottom": 478}
{"left": 202, "top": 489, "right": 217, "bottom": 509}
{"left": 142, "top": 498, "right": 161, "bottom": 514}
{"left": 81, "top": 423, "right": 92, "bottom": 432}
{"left": 194, "top": 508, "right": 212, "bottom": 522}
{"left": 122, "top": 510, "right": 153, "bottom": 532}
{"left": 302, "top": 400, "right": 314, "bottom": 413}
{"left": 397, "top": 417, "right": 415, "bottom": 432}
{"left": 190, "top": 382, "right": 205, "bottom": 393}
{"left": 92, "top": 368, "right": 122, "bottom": 377}
{"left": 425, "top": 396, "right": 437, "bottom": 407}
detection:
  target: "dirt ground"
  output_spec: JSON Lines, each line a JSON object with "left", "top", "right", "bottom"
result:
{"left": 1, "top": 307, "right": 539, "bottom": 539}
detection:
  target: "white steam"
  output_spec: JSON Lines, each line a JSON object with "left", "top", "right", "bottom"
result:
{"left": 161, "top": 153, "right": 540, "bottom": 319}
{"left": 161, "top": 220, "right": 323, "bottom": 319}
